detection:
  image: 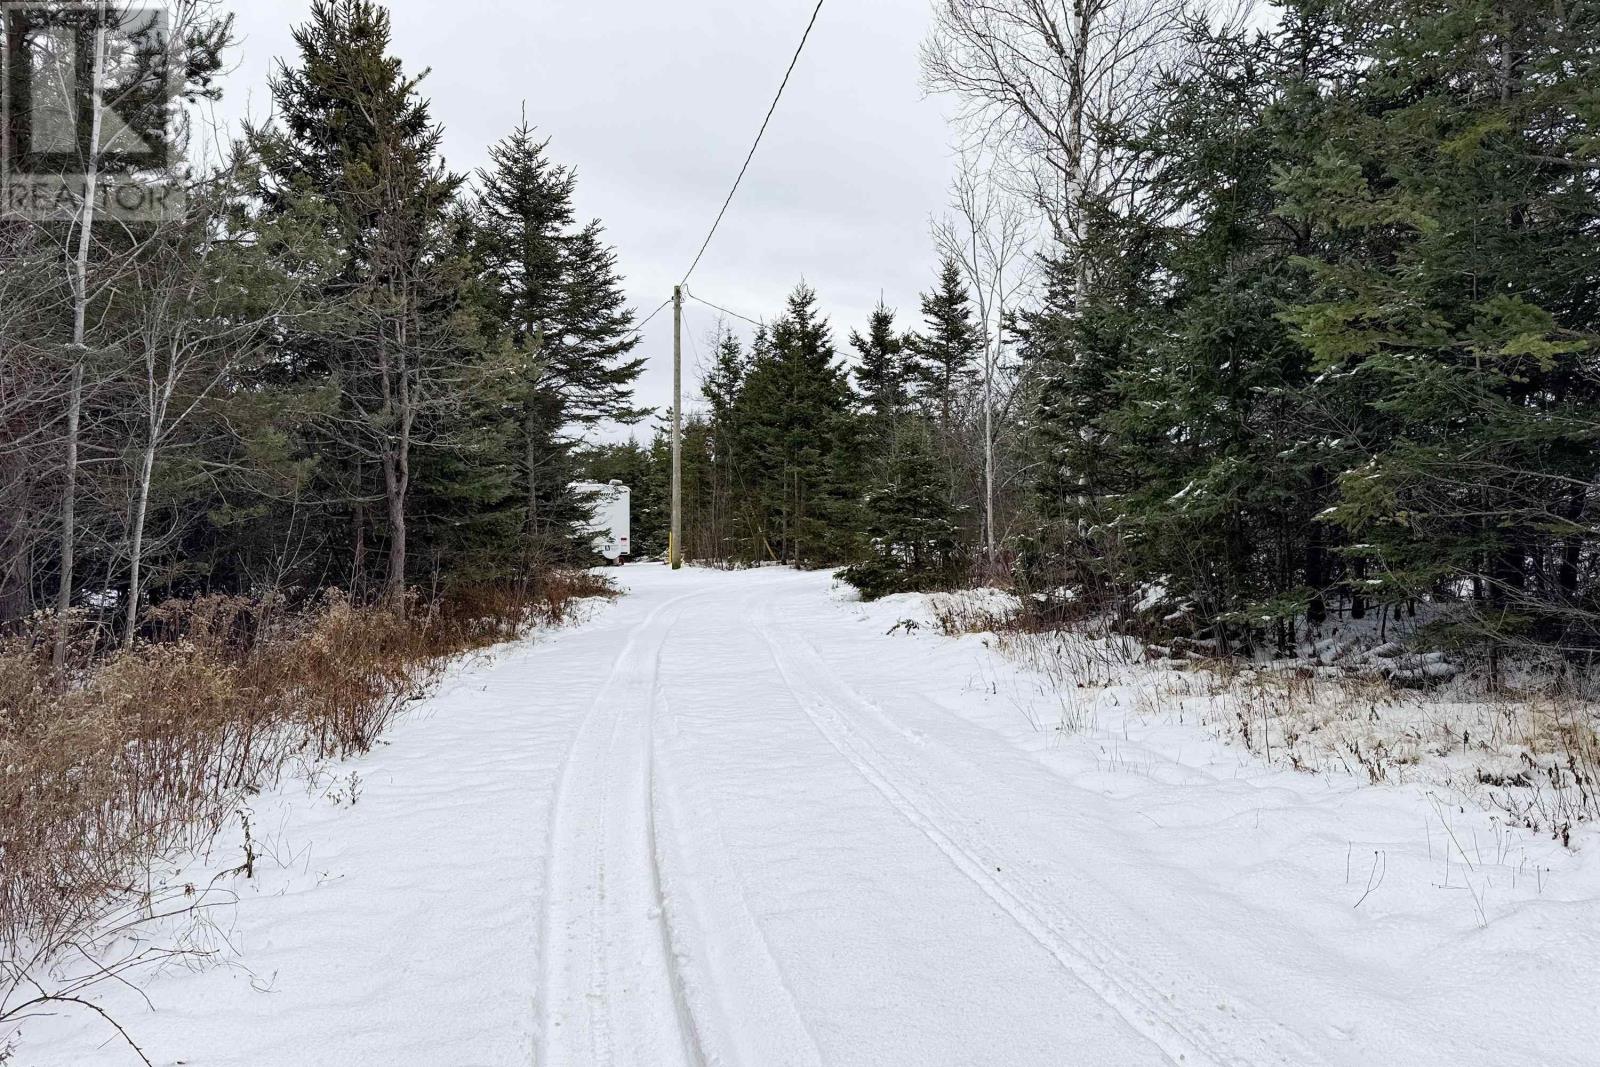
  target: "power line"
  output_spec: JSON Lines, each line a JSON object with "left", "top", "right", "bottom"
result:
{"left": 679, "top": 303, "right": 707, "bottom": 389}
{"left": 679, "top": 0, "right": 827, "bottom": 287}
{"left": 629, "top": 295, "right": 675, "bottom": 340}
{"left": 686, "top": 290, "right": 765, "bottom": 330}
{"left": 665, "top": 1, "right": 826, "bottom": 571}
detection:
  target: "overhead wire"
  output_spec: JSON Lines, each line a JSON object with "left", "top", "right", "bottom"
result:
{"left": 678, "top": 0, "right": 827, "bottom": 287}
{"left": 678, "top": 304, "right": 708, "bottom": 419}
{"left": 628, "top": 296, "right": 675, "bottom": 341}
{"left": 685, "top": 290, "right": 766, "bottom": 330}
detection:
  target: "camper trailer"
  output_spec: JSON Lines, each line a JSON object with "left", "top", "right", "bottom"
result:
{"left": 571, "top": 480, "right": 631, "bottom": 563}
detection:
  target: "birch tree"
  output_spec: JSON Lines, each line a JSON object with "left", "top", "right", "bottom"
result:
{"left": 113, "top": 168, "right": 315, "bottom": 646}
{"left": 933, "top": 154, "right": 1037, "bottom": 568}
{"left": 52, "top": 0, "right": 108, "bottom": 672}
{"left": 923, "top": 0, "right": 1207, "bottom": 296}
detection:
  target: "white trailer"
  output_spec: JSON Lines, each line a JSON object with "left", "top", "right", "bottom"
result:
{"left": 572, "top": 480, "right": 632, "bottom": 562}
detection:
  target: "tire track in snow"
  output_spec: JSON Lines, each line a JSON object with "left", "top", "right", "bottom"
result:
{"left": 642, "top": 634, "right": 711, "bottom": 1067}
{"left": 752, "top": 595, "right": 1318, "bottom": 1067}
{"left": 649, "top": 679, "right": 826, "bottom": 1067}
{"left": 537, "top": 590, "right": 708, "bottom": 1067}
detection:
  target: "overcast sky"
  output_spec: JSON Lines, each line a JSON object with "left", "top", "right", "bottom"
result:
{"left": 214, "top": 0, "right": 959, "bottom": 443}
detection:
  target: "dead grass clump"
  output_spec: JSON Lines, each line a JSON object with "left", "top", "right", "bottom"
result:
{"left": 1215, "top": 665, "right": 1600, "bottom": 841}
{"left": 0, "top": 573, "right": 613, "bottom": 1036}
{"left": 929, "top": 600, "right": 1019, "bottom": 638}
{"left": 964, "top": 594, "right": 1600, "bottom": 845}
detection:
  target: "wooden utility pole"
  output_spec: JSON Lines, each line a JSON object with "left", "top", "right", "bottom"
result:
{"left": 670, "top": 285, "right": 683, "bottom": 569}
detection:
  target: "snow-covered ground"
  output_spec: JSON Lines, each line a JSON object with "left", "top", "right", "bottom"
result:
{"left": 14, "top": 565, "right": 1600, "bottom": 1066}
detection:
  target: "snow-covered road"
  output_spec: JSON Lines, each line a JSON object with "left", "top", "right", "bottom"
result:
{"left": 538, "top": 570, "right": 1286, "bottom": 1067}
{"left": 21, "top": 565, "right": 1599, "bottom": 1066}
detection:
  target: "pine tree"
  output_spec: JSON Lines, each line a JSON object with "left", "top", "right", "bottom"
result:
{"left": 470, "top": 119, "right": 646, "bottom": 562}
{"left": 850, "top": 302, "right": 910, "bottom": 423}
{"left": 842, "top": 426, "right": 965, "bottom": 600}
{"left": 906, "top": 258, "right": 984, "bottom": 430}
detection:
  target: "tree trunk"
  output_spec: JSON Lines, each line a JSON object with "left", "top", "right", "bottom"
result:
{"left": 982, "top": 260, "right": 999, "bottom": 570}
{"left": 0, "top": 451, "right": 30, "bottom": 626}
{"left": 1305, "top": 530, "right": 1327, "bottom": 627}
{"left": 525, "top": 405, "right": 540, "bottom": 551}
{"left": 54, "top": 360, "right": 84, "bottom": 673}
{"left": 383, "top": 364, "right": 413, "bottom": 606}
{"left": 352, "top": 496, "right": 367, "bottom": 595}
{"left": 983, "top": 368, "right": 996, "bottom": 567}
{"left": 384, "top": 449, "right": 407, "bottom": 604}
{"left": 1066, "top": 0, "right": 1092, "bottom": 301}
{"left": 54, "top": 6, "right": 107, "bottom": 675}
{"left": 122, "top": 437, "right": 156, "bottom": 649}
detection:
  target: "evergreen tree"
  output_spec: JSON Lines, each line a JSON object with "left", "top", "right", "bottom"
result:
{"left": 849, "top": 302, "right": 910, "bottom": 423}
{"left": 1016, "top": 9, "right": 1369, "bottom": 642}
{"left": 703, "top": 328, "right": 751, "bottom": 418}
{"left": 727, "top": 284, "right": 861, "bottom": 564}
{"left": 249, "top": 0, "right": 472, "bottom": 600}
{"left": 906, "top": 258, "right": 984, "bottom": 430}
{"left": 1279, "top": 0, "right": 1600, "bottom": 645}
{"left": 698, "top": 329, "right": 751, "bottom": 558}
{"left": 842, "top": 427, "right": 966, "bottom": 600}
{"left": 1102, "top": 19, "right": 1330, "bottom": 640}
{"left": 470, "top": 118, "right": 646, "bottom": 563}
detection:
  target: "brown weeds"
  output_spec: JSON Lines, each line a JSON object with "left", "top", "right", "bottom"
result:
{"left": 0, "top": 573, "right": 611, "bottom": 1001}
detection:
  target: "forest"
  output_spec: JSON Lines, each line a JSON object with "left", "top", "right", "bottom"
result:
{"left": 1, "top": 1, "right": 645, "bottom": 646}
{"left": 1, "top": 0, "right": 639, "bottom": 980}
{"left": 598, "top": 0, "right": 1600, "bottom": 664}
{"left": 4, "top": 0, "right": 1600, "bottom": 1058}
{"left": 2, "top": 0, "right": 1595, "bottom": 662}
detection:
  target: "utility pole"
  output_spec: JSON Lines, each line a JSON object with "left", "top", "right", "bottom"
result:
{"left": 670, "top": 285, "right": 683, "bottom": 570}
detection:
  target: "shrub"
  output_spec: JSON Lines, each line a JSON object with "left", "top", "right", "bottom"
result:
{"left": 0, "top": 574, "right": 612, "bottom": 1028}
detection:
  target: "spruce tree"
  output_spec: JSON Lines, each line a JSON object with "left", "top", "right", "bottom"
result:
{"left": 1278, "top": 0, "right": 1600, "bottom": 645}
{"left": 249, "top": 0, "right": 469, "bottom": 599}
{"left": 469, "top": 119, "right": 646, "bottom": 562}
{"left": 729, "top": 285, "right": 861, "bottom": 564}
{"left": 842, "top": 426, "right": 966, "bottom": 600}
{"left": 1012, "top": 14, "right": 1344, "bottom": 641}
{"left": 906, "top": 258, "right": 984, "bottom": 430}
{"left": 699, "top": 330, "right": 751, "bottom": 558}
{"left": 850, "top": 302, "right": 910, "bottom": 423}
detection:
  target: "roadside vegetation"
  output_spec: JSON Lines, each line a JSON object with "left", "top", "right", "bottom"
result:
{"left": 5, "top": 0, "right": 1599, "bottom": 1050}
{"left": 2, "top": 1, "right": 635, "bottom": 1053}
{"left": 910, "top": 585, "right": 1600, "bottom": 848}
{"left": 0, "top": 572, "right": 610, "bottom": 1054}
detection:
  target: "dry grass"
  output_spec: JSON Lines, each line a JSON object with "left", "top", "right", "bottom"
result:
{"left": 926, "top": 588, "right": 1600, "bottom": 846}
{"left": 1139, "top": 657, "right": 1600, "bottom": 845}
{"left": 918, "top": 591, "right": 1141, "bottom": 733}
{"left": 0, "top": 572, "right": 610, "bottom": 1050}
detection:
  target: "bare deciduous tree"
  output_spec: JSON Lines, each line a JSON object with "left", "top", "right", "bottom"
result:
{"left": 923, "top": 0, "right": 1217, "bottom": 294}
{"left": 933, "top": 152, "right": 1038, "bottom": 568}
